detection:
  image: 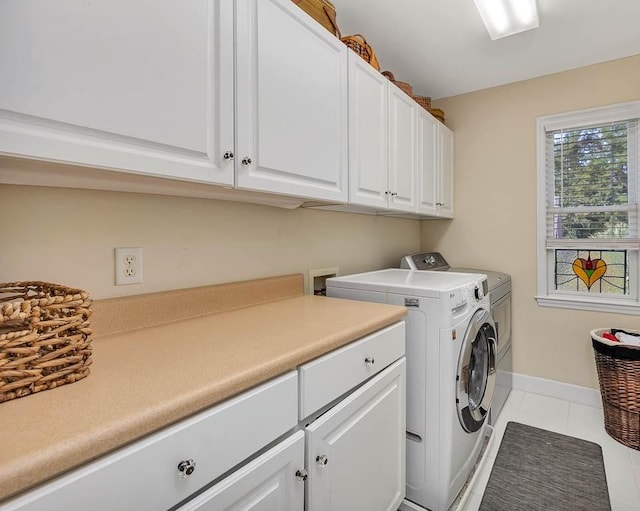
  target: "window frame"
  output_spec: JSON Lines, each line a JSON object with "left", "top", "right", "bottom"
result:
{"left": 536, "top": 100, "right": 640, "bottom": 315}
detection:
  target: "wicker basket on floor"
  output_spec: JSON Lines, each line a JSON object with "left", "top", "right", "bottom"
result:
{"left": 0, "top": 282, "right": 93, "bottom": 403}
{"left": 591, "top": 328, "right": 640, "bottom": 450}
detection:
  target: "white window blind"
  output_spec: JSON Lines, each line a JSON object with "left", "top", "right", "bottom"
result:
{"left": 536, "top": 102, "right": 640, "bottom": 313}
{"left": 545, "top": 119, "right": 639, "bottom": 249}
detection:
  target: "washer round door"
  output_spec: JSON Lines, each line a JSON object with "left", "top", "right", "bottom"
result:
{"left": 456, "top": 308, "right": 497, "bottom": 433}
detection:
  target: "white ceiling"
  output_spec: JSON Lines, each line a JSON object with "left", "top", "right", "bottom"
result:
{"left": 331, "top": 0, "right": 640, "bottom": 99}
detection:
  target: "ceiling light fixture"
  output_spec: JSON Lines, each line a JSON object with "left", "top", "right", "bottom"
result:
{"left": 473, "top": 0, "right": 539, "bottom": 40}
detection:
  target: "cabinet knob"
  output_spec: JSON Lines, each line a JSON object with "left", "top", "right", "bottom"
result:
{"left": 365, "top": 356, "right": 375, "bottom": 366}
{"left": 177, "top": 459, "right": 196, "bottom": 478}
{"left": 241, "top": 157, "right": 252, "bottom": 166}
{"left": 316, "top": 454, "right": 329, "bottom": 467}
{"left": 436, "top": 202, "right": 444, "bottom": 206}
{"left": 391, "top": 192, "right": 398, "bottom": 197}
{"left": 295, "top": 469, "right": 309, "bottom": 482}
{"left": 223, "top": 151, "right": 234, "bottom": 161}
{"left": 384, "top": 190, "right": 390, "bottom": 195}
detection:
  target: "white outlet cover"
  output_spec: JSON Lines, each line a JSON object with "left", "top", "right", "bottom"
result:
{"left": 115, "top": 247, "right": 143, "bottom": 285}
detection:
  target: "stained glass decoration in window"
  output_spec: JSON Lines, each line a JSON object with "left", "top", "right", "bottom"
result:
{"left": 572, "top": 255, "right": 607, "bottom": 289}
{"left": 555, "top": 249, "right": 628, "bottom": 294}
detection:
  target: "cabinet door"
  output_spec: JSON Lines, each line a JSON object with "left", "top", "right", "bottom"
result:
{"left": 348, "top": 52, "right": 389, "bottom": 209}
{"left": 438, "top": 123, "right": 455, "bottom": 218}
{"left": 416, "top": 109, "right": 439, "bottom": 216}
{"left": 235, "top": 0, "right": 348, "bottom": 202}
{"left": 388, "top": 85, "right": 417, "bottom": 212}
{"left": 178, "top": 432, "right": 305, "bottom": 511}
{"left": 306, "top": 359, "right": 406, "bottom": 511}
{"left": 0, "top": 0, "right": 234, "bottom": 185}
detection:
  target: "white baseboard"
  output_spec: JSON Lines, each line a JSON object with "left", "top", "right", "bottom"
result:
{"left": 512, "top": 372, "right": 602, "bottom": 408}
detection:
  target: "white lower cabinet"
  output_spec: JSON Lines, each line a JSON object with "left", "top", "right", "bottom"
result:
{"left": 0, "top": 372, "right": 299, "bottom": 511}
{"left": 0, "top": 322, "right": 406, "bottom": 511}
{"left": 178, "top": 431, "right": 305, "bottom": 511}
{"left": 305, "top": 359, "right": 406, "bottom": 511}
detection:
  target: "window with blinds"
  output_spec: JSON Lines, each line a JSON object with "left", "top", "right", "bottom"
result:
{"left": 537, "top": 102, "right": 640, "bottom": 313}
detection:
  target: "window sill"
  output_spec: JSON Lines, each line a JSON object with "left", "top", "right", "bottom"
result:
{"left": 536, "top": 295, "right": 640, "bottom": 315}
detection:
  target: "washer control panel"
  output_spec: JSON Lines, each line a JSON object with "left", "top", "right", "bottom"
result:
{"left": 401, "top": 252, "right": 450, "bottom": 271}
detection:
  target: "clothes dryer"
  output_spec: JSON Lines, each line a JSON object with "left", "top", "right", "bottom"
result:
{"left": 326, "top": 269, "right": 496, "bottom": 511}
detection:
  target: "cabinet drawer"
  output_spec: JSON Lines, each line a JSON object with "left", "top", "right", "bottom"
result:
{"left": 298, "top": 321, "right": 405, "bottom": 419}
{"left": 0, "top": 371, "right": 298, "bottom": 511}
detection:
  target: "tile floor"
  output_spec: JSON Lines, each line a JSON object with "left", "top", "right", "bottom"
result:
{"left": 461, "top": 389, "right": 640, "bottom": 511}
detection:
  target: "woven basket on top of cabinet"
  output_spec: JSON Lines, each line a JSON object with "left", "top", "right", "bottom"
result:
{"left": 0, "top": 281, "right": 93, "bottom": 403}
{"left": 591, "top": 328, "right": 640, "bottom": 450}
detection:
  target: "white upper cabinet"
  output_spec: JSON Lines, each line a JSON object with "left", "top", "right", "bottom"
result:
{"left": 0, "top": 0, "right": 449, "bottom": 213}
{"left": 235, "top": 0, "right": 349, "bottom": 202}
{"left": 388, "top": 85, "right": 418, "bottom": 212}
{"left": 0, "top": 0, "right": 234, "bottom": 186}
{"left": 416, "top": 110, "right": 454, "bottom": 218}
{"left": 438, "top": 123, "right": 455, "bottom": 218}
{"left": 349, "top": 54, "right": 417, "bottom": 213}
{"left": 416, "top": 109, "right": 439, "bottom": 216}
{"left": 348, "top": 52, "right": 389, "bottom": 209}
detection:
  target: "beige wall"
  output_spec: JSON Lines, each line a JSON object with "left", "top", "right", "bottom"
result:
{"left": 2, "top": 184, "right": 420, "bottom": 300}
{"left": 5, "top": 55, "right": 640, "bottom": 391}
{"left": 423, "top": 54, "right": 640, "bottom": 389}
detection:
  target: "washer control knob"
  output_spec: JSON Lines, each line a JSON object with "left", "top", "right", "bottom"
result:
{"left": 177, "top": 459, "right": 196, "bottom": 478}
{"left": 474, "top": 286, "right": 483, "bottom": 301}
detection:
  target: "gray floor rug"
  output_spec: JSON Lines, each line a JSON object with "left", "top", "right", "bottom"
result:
{"left": 479, "top": 421, "right": 611, "bottom": 511}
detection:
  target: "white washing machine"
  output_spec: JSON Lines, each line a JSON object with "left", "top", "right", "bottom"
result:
{"left": 326, "top": 269, "right": 496, "bottom": 511}
{"left": 401, "top": 252, "right": 512, "bottom": 425}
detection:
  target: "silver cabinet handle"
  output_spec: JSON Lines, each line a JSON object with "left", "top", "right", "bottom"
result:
{"left": 316, "top": 455, "right": 329, "bottom": 467}
{"left": 177, "top": 459, "right": 196, "bottom": 478}
{"left": 384, "top": 190, "right": 391, "bottom": 195}
{"left": 365, "top": 357, "right": 375, "bottom": 366}
{"left": 391, "top": 192, "right": 398, "bottom": 196}
{"left": 295, "top": 469, "right": 308, "bottom": 482}
{"left": 241, "top": 157, "right": 252, "bottom": 166}
{"left": 223, "top": 151, "right": 234, "bottom": 161}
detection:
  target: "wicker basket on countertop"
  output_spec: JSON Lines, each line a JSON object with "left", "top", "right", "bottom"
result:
{"left": 0, "top": 282, "right": 93, "bottom": 403}
{"left": 591, "top": 328, "right": 640, "bottom": 450}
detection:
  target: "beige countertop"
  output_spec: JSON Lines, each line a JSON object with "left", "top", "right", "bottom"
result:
{"left": 0, "top": 276, "right": 406, "bottom": 501}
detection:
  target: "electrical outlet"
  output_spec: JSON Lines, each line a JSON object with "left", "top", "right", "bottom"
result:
{"left": 115, "top": 247, "right": 143, "bottom": 285}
